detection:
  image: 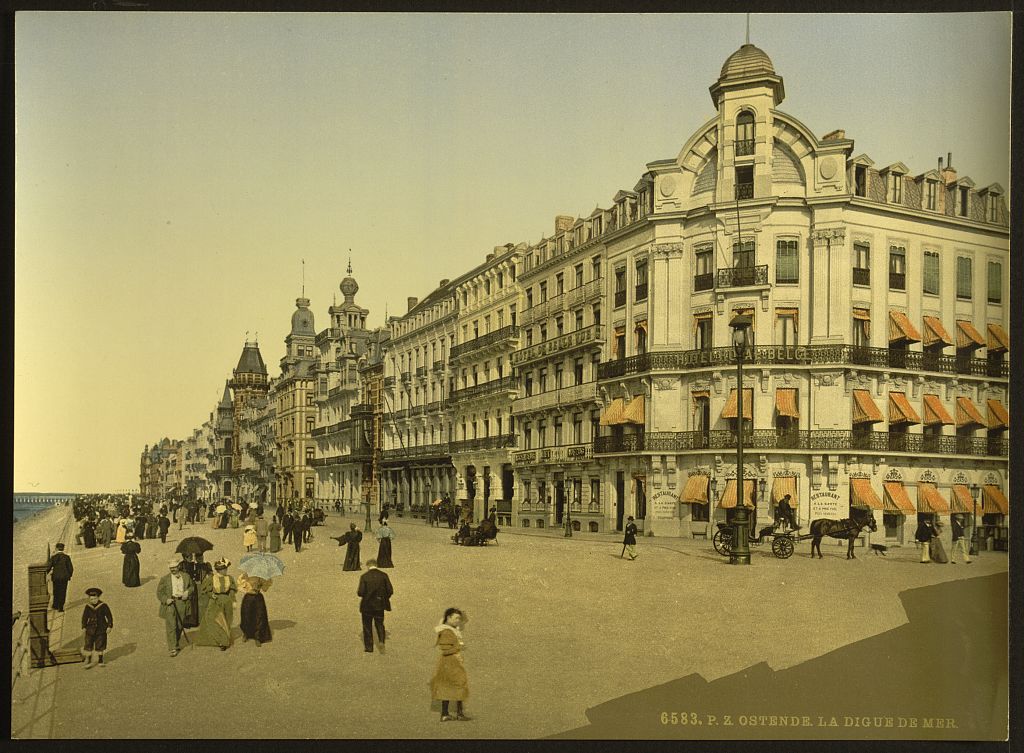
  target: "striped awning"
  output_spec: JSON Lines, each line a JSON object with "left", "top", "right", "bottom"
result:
{"left": 852, "top": 389, "right": 884, "bottom": 425}
{"left": 621, "top": 395, "right": 646, "bottom": 425}
{"left": 776, "top": 307, "right": 799, "bottom": 331}
{"left": 956, "top": 320, "right": 985, "bottom": 350}
{"left": 955, "top": 396, "right": 986, "bottom": 428}
{"left": 721, "top": 388, "right": 753, "bottom": 420}
{"left": 853, "top": 308, "right": 871, "bottom": 337}
{"left": 775, "top": 388, "right": 799, "bottom": 418}
{"left": 922, "top": 316, "right": 954, "bottom": 347}
{"left": 951, "top": 484, "right": 975, "bottom": 514}
{"left": 679, "top": 474, "right": 709, "bottom": 505}
{"left": 889, "top": 311, "right": 922, "bottom": 343}
{"left": 987, "top": 323, "right": 1009, "bottom": 353}
{"left": 917, "top": 482, "right": 950, "bottom": 514}
{"left": 923, "top": 394, "right": 954, "bottom": 426}
{"left": 599, "top": 398, "right": 626, "bottom": 426}
{"left": 883, "top": 481, "right": 916, "bottom": 514}
{"left": 888, "top": 392, "right": 921, "bottom": 425}
{"left": 982, "top": 485, "right": 1008, "bottom": 515}
{"left": 851, "top": 478, "right": 883, "bottom": 510}
{"left": 691, "top": 390, "right": 710, "bottom": 411}
{"left": 987, "top": 399, "right": 1009, "bottom": 430}
{"left": 718, "top": 479, "right": 756, "bottom": 509}
{"left": 771, "top": 475, "right": 799, "bottom": 511}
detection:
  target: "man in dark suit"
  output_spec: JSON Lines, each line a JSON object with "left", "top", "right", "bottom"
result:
{"left": 622, "top": 515, "right": 639, "bottom": 560}
{"left": 46, "top": 543, "right": 74, "bottom": 611}
{"left": 356, "top": 559, "right": 393, "bottom": 653}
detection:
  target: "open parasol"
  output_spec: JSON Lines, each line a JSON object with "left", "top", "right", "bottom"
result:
{"left": 230, "top": 503, "right": 242, "bottom": 511}
{"left": 175, "top": 536, "right": 214, "bottom": 556}
{"left": 238, "top": 552, "right": 285, "bottom": 580}
{"left": 215, "top": 504, "right": 227, "bottom": 513}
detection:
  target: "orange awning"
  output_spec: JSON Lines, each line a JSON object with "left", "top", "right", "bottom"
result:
{"left": 987, "top": 323, "right": 1009, "bottom": 353}
{"left": 922, "top": 316, "right": 954, "bottom": 347}
{"left": 956, "top": 320, "right": 985, "bottom": 350}
{"left": 775, "top": 388, "right": 799, "bottom": 418}
{"left": 883, "top": 481, "right": 916, "bottom": 514}
{"left": 718, "top": 479, "right": 756, "bottom": 509}
{"left": 599, "top": 398, "right": 626, "bottom": 426}
{"left": 771, "top": 475, "right": 799, "bottom": 511}
{"left": 917, "top": 482, "right": 950, "bottom": 514}
{"left": 955, "top": 397, "right": 985, "bottom": 428}
{"left": 923, "top": 394, "right": 954, "bottom": 426}
{"left": 982, "top": 485, "right": 1008, "bottom": 515}
{"left": 951, "top": 484, "right": 975, "bottom": 514}
{"left": 853, "top": 308, "right": 871, "bottom": 337}
{"left": 620, "top": 395, "right": 646, "bottom": 425}
{"left": 888, "top": 392, "right": 921, "bottom": 425}
{"left": 889, "top": 311, "right": 922, "bottom": 343}
{"left": 852, "top": 389, "right": 884, "bottom": 425}
{"left": 721, "top": 388, "right": 753, "bottom": 420}
{"left": 851, "top": 478, "right": 883, "bottom": 510}
{"left": 987, "top": 399, "right": 1009, "bottom": 430}
{"left": 679, "top": 474, "right": 709, "bottom": 505}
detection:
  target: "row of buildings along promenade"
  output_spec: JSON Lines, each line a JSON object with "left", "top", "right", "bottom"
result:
{"left": 142, "top": 43, "right": 1010, "bottom": 547}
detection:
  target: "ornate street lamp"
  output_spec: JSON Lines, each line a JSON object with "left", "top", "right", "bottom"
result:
{"left": 969, "top": 482, "right": 980, "bottom": 556}
{"left": 730, "top": 313, "right": 753, "bottom": 565}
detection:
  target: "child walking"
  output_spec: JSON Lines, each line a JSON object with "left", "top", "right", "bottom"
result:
{"left": 81, "top": 587, "right": 114, "bottom": 669}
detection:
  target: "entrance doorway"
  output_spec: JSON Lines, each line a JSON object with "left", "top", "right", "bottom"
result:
{"left": 555, "top": 481, "right": 565, "bottom": 524}
{"left": 615, "top": 471, "right": 625, "bottom": 531}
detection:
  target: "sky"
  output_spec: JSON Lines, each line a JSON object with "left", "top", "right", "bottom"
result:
{"left": 14, "top": 12, "right": 1012, "bottom": 493}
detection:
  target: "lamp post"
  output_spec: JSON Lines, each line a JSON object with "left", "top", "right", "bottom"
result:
{"left": 729, "top": 313, "right": 753, "bottom": 565}
{"left": 969, "top": 482, "right": 980, "bottom": 556}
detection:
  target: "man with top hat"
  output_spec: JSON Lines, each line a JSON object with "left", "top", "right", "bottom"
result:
{"left": 45, "top": 542, "right": 74, "bottom": 611}
{"left": 622, "top": 516, "right": 639, "bottom": 560}
{"left": 157, "top": 557, "right": 194, "bottom": 657}
{"left": 81, "top": 587, "right": 113, "bottom": 669}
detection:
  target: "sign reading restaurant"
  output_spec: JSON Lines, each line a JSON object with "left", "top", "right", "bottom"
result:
{"left": 651, "top": 490, "right": 677, "bottom": 519}
{"left": 809, "top": 490, "right": 841, "bottom": 519}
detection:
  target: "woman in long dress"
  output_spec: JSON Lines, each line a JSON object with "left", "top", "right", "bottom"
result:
{"left": 338, "top": 524, "right": 363, "bottom": 571}
{"left": 114, "top": 517, "right": 129, "bottom": 544}
{"left": 238, "top": 573, "right": 273, "bottom": 646}
{"left": 120, "top": 534, "right": 142, "bottom": 587}
{"left": 268, "top": 519, "right": 281, "bottom": 553}
{"left": 196, "top": 559, "right": 236, "bottom": 650}
{"left": 375, "top": 521, "right": 395, "bottom": 568}
{"left": 82, "top": 519, "right": 97, "bottom": 549}
{"left": 430, "top": 607, "right": 470, "bottom": 721}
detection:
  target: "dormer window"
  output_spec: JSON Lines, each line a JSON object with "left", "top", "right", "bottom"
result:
{"left": 736, "top": 111, "right": 755, "bottom": 156}
{"left": 925, "top": 180, "right": 937, "bottom": 211}
{"left": 854, "top": 165, "right": 867, "bottom": 197}
{"left": 889, "top": 173, "right": 903, "bottom": 203}
{"left": 959, "top": 187, "right": 969, "bottom": 217}
{"left": 989, "top": 193, "right": 1000, "bottom": 223}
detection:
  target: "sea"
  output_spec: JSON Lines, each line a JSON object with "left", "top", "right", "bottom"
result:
{"left": 12, "top": 493, "right": 76, "bottom": 524}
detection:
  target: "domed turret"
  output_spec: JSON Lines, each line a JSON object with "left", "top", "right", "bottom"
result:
{"left": 709, "top": 43, "right": 785, "bottom": 109}
{"left": 340, "top": 258, "right": 359, "bottom": 302}
{"left": 291, "top": 297, "right": 315, "bottom": 336}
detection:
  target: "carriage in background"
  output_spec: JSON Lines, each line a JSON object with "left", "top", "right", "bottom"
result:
{"left": 452, "top": 518, "right": 499, "bottom": 546}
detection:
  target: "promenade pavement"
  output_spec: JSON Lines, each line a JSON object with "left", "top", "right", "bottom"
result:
{"left": 11, "top": 509, "right": 1008, "bottom": 739}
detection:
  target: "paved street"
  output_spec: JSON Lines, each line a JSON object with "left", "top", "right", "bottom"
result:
{"left": 11, "top": 509, "right": 1009, "bottom": 739}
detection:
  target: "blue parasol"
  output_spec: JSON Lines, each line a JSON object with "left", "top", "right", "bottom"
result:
{"left": 238, "top": 552, "right": 286, "bottom": 579}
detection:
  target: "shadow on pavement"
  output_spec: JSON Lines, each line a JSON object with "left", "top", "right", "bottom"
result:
{"left": 103, "top": 642, "right": 137, "bottom": 663}
{"left": 268, "top": 619, "right": 297, "bottom": 632}
{"left": 549, "top": 572, "right": 1007, "bottom": 741}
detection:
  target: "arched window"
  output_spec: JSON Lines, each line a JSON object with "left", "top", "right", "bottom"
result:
{"left": 736, "top": 111, "right": 755, "bottom": 156}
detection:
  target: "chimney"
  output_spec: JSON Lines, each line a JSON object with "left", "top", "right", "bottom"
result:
{"left": 555, "top": 215, "right": 574, "bottom": 234}
{"left": 407, "top": 297, "right": 418, "bottom": 312}
{"left": 941, "top": 152, "right": 957, "bottom": 185}
{"left": 938, "top": 157, "right": 944, "bottom": 172}
{"left": 947, "top": 152, "right": 952, "bottom": 169}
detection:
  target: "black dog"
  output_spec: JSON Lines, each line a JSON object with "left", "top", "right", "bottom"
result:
{"left": 870, "top": 543, "right": 888, "bottom": 556}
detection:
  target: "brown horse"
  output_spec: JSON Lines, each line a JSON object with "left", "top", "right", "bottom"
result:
{"left": 809, "top": 514, "right": 877, "bottom": 559}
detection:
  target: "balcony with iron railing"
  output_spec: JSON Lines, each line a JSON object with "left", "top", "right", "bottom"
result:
{"left": 513, "top": 380, "right": 599, "bottom": 413}
{"left": 350, "top": 403, "right": 372, "bottom": 417}
{"left": 416, "top": 366, "right": 427, "bottom": 378}
{"left": 716, "top": 264, "right": 769, "bottom": 288}
{"left": 889, "top": 271, "right": 906, "bottom": 290}
{"left": 510, "top": 324, "right": 603, "bottom": 367}
{"left": 449, "top": 325, "right": 521, "bottom": 361}
{"left": 448, "top": 433, "right": 517, "bottom": 454}
{"left": 853, "top": 267, "right": 870, "bottom": 286}
{"left": 735, "top": 183, "right": 754, "bottom": 199}
{"left": 382, "top": 442, "right": 451, "bottom": 461}
{"left": 383, "top": 375, "right": 396, "bottom": 388}
{"left": 694, "top": 272, "right": 714, "bottom": 292}
{"left": 596, "top": 344, "right": 1008, "bottom": 380}
{"left": 593, "top": 429, "right": 1008, "bottom": 458}
{"left": 735, "top": 139, "right": 755, "bottom": 157}
{"left": 614, "top": 290, "right": 626, "bottom": 308}
{"left": 433, "top": 360, "right": 445, "bottom": 373}
{"left": 425, "top": 400, "right": 446, "bottom": 414}
{"left": 512, "top": 442, "right": 593, "bottom": 465}
{"left": 635, "top": 283, "right": 648, "bottom": 301}
{"left": 401, "top": 371, "right": 411, "bottom": 383}
{"left": 448, "top": 375, "right": 518, "bottom": 403}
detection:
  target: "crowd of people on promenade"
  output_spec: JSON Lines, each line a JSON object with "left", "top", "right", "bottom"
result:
{"left": 48, "top": 494, "right": 473, "bottom": 721}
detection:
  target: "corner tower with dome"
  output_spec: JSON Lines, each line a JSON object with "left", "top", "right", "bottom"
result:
{"left": 312, "top": 260, "right": 377, "bottom": 510}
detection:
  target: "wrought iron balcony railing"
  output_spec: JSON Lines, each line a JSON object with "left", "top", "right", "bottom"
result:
{"left": 448, "top": 375, "right": 518, "bottom": 403}
{"left": 716, "top": 264, "right": 768, "bottom": 288}
{"left": 592, "top": 430, "right": 1008, "bottom": 458}
{"left": 382, "top": 443, "right": 450, "bottom": 461}
{"left": 735, "top": 139, "right": 755, "bottom": 156}
{"left": 853, "top": 267, "right": 870, "bottom": 286}
{"left": 448, "top": 434, "right": 516, "bottom": 454}
{"left": 510, "top": 324, "right": 603, "bottom": 367}
{"left": 449, "top": 325, "right": 521, "bottom": 361}
{"left": 596, "top": 344, "right": 1008, "bottom": 379}
{"left": 889, "top": 271, "right": 906, "bottom": 290}
{"left": 694, "top": 272, "right": 714, "bottom": 292}
{"left": 735, "top": 183, "right": 754, "bottom": 199}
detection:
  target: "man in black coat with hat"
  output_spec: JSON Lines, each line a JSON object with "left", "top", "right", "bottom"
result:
{"left": 46, "top": 543, "right": 74, "bottom": 611}
{"left": 356, "top": 559, "right": 393, "bottom": 653}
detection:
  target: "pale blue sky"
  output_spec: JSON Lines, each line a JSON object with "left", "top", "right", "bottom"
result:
{"left": 14, "top": 12, "right": 1011, "bottom": 492}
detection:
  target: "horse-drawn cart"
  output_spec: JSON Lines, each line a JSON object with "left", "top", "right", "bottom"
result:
{"left": 712, "top": 522, "right": 808, "bottom": 559}
{"left": 452, "top": 518, "right": 499, "bottom": 546}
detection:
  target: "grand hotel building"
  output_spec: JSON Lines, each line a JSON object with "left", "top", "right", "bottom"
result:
{"left": 504, "top": 42, "right": 1008, "bottom": 546}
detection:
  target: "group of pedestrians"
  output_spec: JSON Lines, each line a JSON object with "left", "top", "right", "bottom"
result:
{"left": 916, "top": 513, "right": 973, "bottom": 564}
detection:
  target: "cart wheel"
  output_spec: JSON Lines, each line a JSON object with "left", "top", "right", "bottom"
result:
{"left": 772, "top": 535, "right": 795, "bottom": 559}
{"left": 712, "top": 529, "right": 732, "bottom": 556}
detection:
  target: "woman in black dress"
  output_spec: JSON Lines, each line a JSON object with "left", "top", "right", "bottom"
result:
{"left": 238, "top": 573, "right": 273, "bottom": 646}
{"left": 82, "top": 518, "right": 97, "bottom": 549}
{"left": 120, "top": 533, "right": 142, "bottom": 587}
{"left": 374, "top": 521, "right": 395, "bottom": 568}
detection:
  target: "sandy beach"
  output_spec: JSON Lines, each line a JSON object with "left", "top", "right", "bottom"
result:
{"left": 12, "top": 505, "right": 74, "bottom": 615}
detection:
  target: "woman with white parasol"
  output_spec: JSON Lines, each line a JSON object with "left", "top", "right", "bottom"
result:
{"left": 237, "top": 553, "right": 285, "bottom": 647}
